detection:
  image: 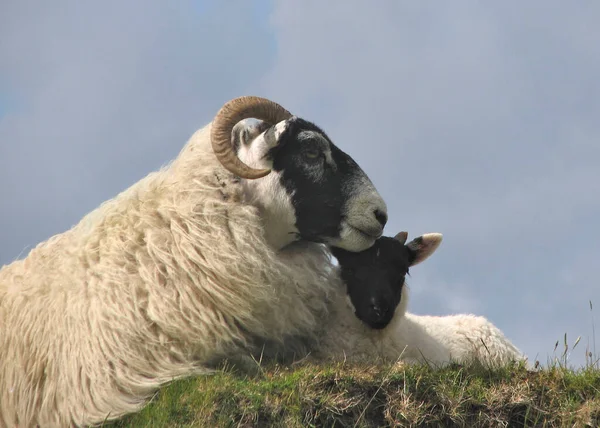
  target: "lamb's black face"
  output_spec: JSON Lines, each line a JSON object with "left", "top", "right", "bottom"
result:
{"left": 331, "top": 236, "right": 414, "bottom": 329}
{"left": 233, "top": 117, "right": 388, "bottom": 251}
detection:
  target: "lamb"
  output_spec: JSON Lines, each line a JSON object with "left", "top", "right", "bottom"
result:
{"left": 0, "top": 96, "right": 388, "bottom": 427}
{"left": 330, "top": 232, "right": 526, "bottom": 368}
{"left": 233, "top": 231, "right": 444, "bottom": 366}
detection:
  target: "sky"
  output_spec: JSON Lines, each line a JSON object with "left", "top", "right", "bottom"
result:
{"left": 1, "top": 0, "right": 599, "bottom": 368}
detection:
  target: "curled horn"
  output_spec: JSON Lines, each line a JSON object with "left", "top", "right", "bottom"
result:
{"left": 394, "top": 231, "right": 408, "bottom": 245}
{"left": 210, "top": 96, "right": 293, "bottom": 179}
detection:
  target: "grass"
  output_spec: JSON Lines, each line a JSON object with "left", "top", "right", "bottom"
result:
{"left": 103, "top": 359, "right": 600, "bottom": 428}
{"left": 103, "top": 301, "right": 600, "bottom": 427}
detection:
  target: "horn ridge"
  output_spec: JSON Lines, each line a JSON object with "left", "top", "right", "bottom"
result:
{"left": 211, "top": 96, "right": 293, "bottom": 179}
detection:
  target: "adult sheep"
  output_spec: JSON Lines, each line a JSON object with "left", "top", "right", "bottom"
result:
{"left": 0, "top": 96, "right": 387, "bottom": 427}
{"left": 329, "top": 232, "right": 526, "bottom": 368}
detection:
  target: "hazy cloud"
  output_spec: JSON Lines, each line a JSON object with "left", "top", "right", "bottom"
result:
{"left": 0, "top": 0, "right": 275, "bottom": 262}
{"left": 260, "top": 0, "right": 600, "bottom": 366}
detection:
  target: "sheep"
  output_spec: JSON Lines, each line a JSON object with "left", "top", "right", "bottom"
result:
{"left": 330, "top": 232, "right": 527, "bottom": 368}
{"left": 0, "top": 96, "right": 388, "bottom": 427}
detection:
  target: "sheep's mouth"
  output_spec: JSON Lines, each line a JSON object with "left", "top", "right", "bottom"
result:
{"left": 347, "top": 223, "right": 383, "bottom": 240}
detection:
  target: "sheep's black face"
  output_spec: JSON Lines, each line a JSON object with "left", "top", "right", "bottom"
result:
{"left": 233, "top": 117, "right": 387, "bottom": 251}
{"left": 331, "top": 236, "right": 413, "bottom": 329}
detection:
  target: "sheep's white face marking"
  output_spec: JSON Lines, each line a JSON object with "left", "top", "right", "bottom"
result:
{"left": 233, "top": 120, "right": 299, "bottom": 249}
{"left": 231, "top": 117, "right": 388, "bottom": 251}
{"left": 272, "top": 121, "right": 288, "bottom": 141}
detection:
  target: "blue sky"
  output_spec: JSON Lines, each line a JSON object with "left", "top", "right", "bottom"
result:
{"left": 0, "top": 90, "right": 15, "bottom": 120}
{"left": 1, "top": 0, "right": 599, "bottom": 368}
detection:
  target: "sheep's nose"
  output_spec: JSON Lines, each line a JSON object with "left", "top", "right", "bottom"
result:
{"left": 374, "top": 209, "right": 387, "bottom": 227}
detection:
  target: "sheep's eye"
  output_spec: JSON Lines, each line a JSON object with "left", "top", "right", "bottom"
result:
{"left": 304, "top": 148, "right": 321, "bottom": 160}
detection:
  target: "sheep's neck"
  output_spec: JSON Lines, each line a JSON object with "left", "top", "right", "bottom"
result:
{"left": 260, "top": 207, "right": 299, "bottom": 250}
{"left": 241, "top": 178, "right": 299, "bottom": 251}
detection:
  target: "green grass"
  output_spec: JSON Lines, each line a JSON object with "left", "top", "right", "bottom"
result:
{"left": 104, "top": 301, "right": 600, "bottom": 427}
{"left": 103, "top": 359, "right": 600, "bottom": 428}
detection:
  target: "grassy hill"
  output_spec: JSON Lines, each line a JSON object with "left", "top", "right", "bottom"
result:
{"left": 105, "top": 359, "right": 600, "bottom": 427}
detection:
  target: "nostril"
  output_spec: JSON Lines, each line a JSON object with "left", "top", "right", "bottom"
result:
{"left": 370, "top": 303, "right": 383, "bottom": 318}
{"left": 374, "top": 209, "right": 387, "bottom": 227}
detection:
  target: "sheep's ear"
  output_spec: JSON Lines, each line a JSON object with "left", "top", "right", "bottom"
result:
{"left": 231, "top": 119, "right": 271, "bottom": 150}
{"left": 393, "top": 231, "right": 408, "bottom": 245}
{"left": 407, "top": 233, "right": 443, "bottom": 266}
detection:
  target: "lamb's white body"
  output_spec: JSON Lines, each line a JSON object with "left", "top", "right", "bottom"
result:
{"left": 313, "top": 285, "right": 525, "bottom": 368}
{"left": 310, "top": 232, "right": 527, "bottom": 368}
{"left": 236, "top": 232, "right": 524, "bottom": 369}
{"left": 392, "top": 311, "right": 525, "bottom": 368}
{"left": 0, "top": 123, "right": 344, "bottom": 427}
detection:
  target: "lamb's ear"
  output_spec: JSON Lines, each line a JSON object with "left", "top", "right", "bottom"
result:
{"left": 393, "top": 231, "right": 408, "bottom": 245}
{"left": 407, "top": 233, "right": 443, "bottom": 266}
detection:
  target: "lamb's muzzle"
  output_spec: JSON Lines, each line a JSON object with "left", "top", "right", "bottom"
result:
{"left": 211, "top": 96, "right": 293, "bottom": 179}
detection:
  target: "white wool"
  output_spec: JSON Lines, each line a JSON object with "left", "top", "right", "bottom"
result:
{"left": 0, "top": 124, "right": 338, "bottom": 427}
{"left": 307, "top": 284, "right": 525, "bottom": 368}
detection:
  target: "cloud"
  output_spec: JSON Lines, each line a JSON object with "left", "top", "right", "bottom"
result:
{"left": 259, "top": 0, "right": 600, "bottom": 366}
{"left": 0, "top": 0, "right": 275, "bottom": 264}
{"left": 409, "top": 270, "right": 484, "bottom": 316}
